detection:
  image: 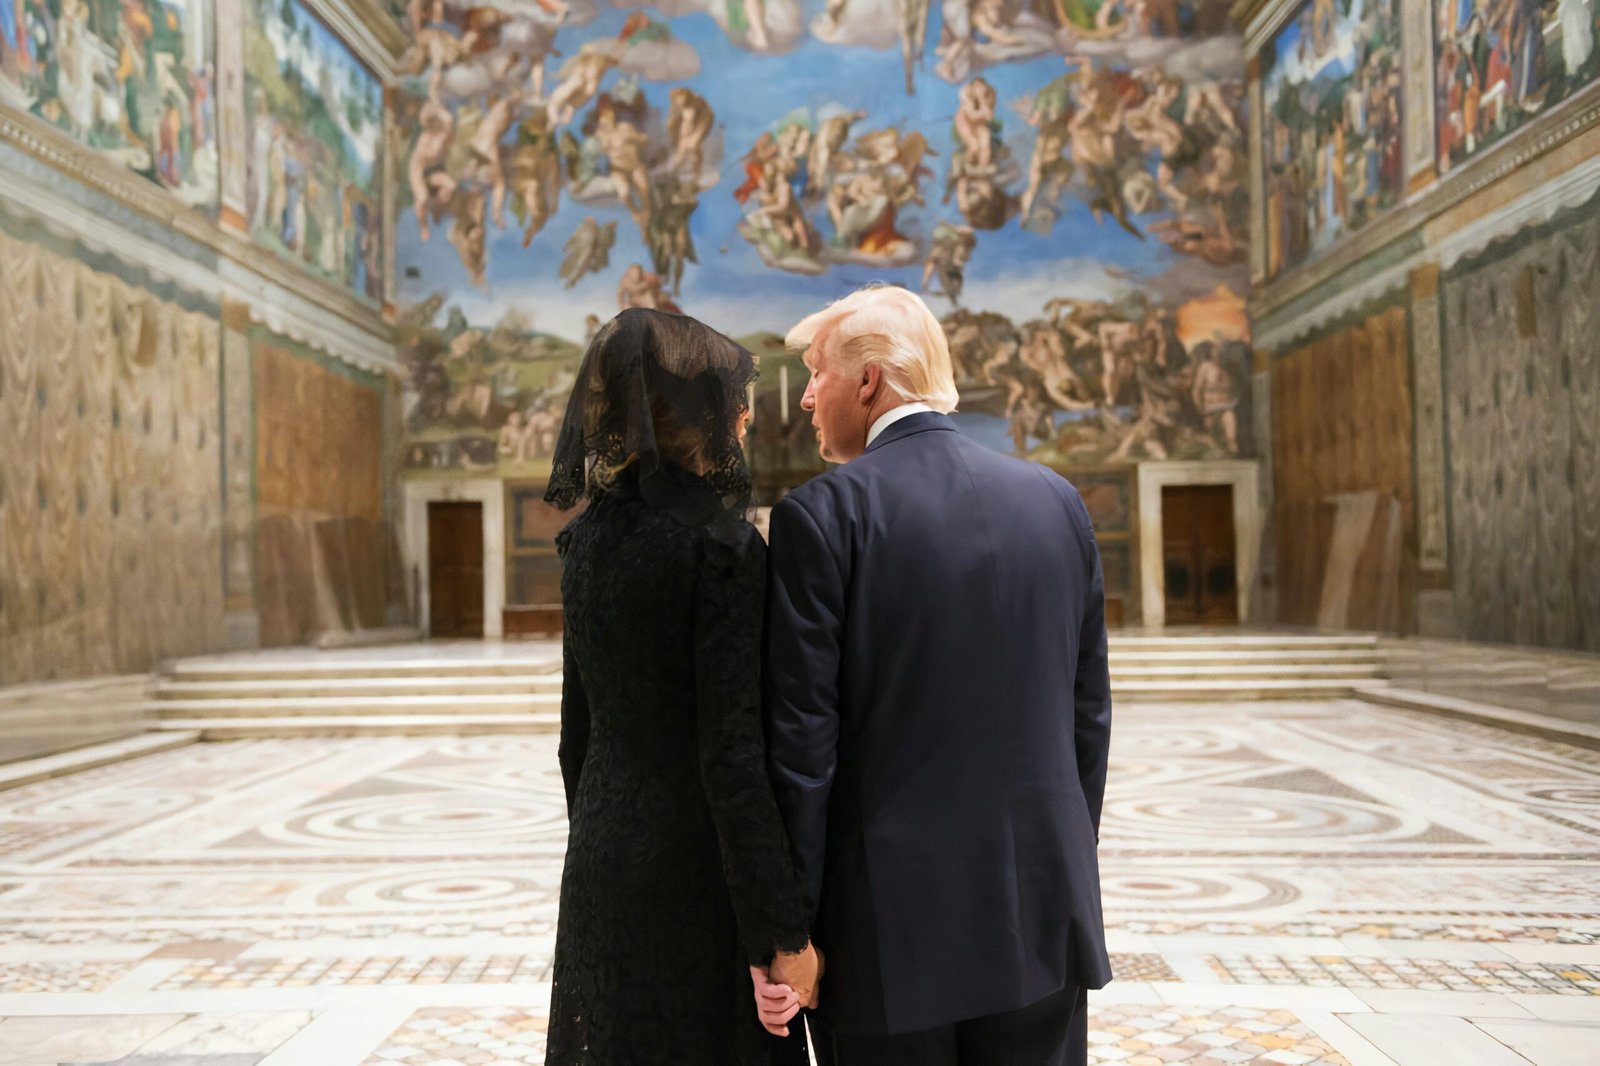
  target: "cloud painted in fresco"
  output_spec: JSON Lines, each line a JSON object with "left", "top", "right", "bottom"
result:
{"left": 1140, "top": 255, "right": 1250, "bottom": 308}
{"left": 614, "top": 36, "right": 703, "bottom": 80}
{"left": 957, "top": 260, "right": 1139, "bottom": 323}
{"left": 809, "top": 0, "right": 898, "bottom": 50}
{"left": 1071, "top": 32, "right": 1245, "bottom": 82}
{"left": 623, "top": 0, "right": 805, "bottom": 54}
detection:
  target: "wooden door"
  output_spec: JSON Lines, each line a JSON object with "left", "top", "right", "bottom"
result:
{"left": 1162, "top": 485, "right": 1238, "bottom": 626}
{"left": 428, "top": 501, "right": 484, "bottom": 637}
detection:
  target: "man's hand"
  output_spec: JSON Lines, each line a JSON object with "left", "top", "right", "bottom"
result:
{"left": 749, "top": 965, "right": 801, "bottom": 1037}
{"left": 769, "top": 941, "right": 824, "bottom": 1009}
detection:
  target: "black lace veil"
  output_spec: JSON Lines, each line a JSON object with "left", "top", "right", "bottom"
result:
{"left": 544, "top": 308, "right": 757, "bottom": 514}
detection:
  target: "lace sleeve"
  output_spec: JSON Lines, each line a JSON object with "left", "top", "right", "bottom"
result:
{"left": 693, "top": 519, "right": 811, "bottom": 965}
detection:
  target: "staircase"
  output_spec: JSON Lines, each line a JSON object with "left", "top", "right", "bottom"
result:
{"left": 148, "top": 633, "right": 1384, "bottom": 738}
{"left": 1107, "top": 632, "right": 1382, "bottom": 701}
{"left": 150, "top": 650, "right": 563, "bottom": 739}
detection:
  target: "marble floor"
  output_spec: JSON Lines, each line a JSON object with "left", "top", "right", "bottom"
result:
{"left": 0, "top": 700, "right": 1595, "bottom": 1064}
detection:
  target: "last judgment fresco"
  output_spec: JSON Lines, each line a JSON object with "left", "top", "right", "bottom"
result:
{"left": 394, "top": 0, "right": 1254, "bottom": 486}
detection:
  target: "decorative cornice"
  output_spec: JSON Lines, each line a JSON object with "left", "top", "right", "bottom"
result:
{"left": 1253, "top": 152, "right": 1600, "bottom": 350}
{"left": 0, "top": 102, "right": 392, "bottom": 345}
{"left": 1253, "top": 81, "right": 1600, "bottom": 323}
{"left": 0, "top": 131, "right": 398, "bottom": 377}
{"left": 1235, "top": 0, "right": 1301, "bottom": 56}
{"left": 343, "top": 0, "right": 409, "bottom": 60}
{"left": 300, "top": 0, "right": 404, "bottom": 79}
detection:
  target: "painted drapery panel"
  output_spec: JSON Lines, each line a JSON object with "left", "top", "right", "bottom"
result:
{"left": 0, "top": 221, "right": 224, "bottom": 686}
{"left": 242, "top": 0, "right": 385, "bottom": 300}
{"left": 394, "top": 0, "right": 1254, "bottom": 487}
{"left": 1260, "top": 0, "right": 1405, "bottom": 279}
{"left": 1435, "top": 0, "right": 1600, "bottom": 174}
{"left": 0, "top": 0, "right": 217, "bottom": 208}
{"left": 1439, "top": 191, "right": 1600, "bottom": 652}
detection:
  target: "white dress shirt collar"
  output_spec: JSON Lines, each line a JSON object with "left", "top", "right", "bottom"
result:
{"left": 866, "top": 402, "right": 936, "bottom": 448}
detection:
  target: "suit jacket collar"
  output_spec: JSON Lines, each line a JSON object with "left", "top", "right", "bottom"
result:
{"left": 863, "top": 410, "right": 957, "bottom": 454}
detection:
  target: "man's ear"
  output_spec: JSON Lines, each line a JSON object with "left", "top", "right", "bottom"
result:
{"left": 858, "top": 361, "right": 881, "bottom": 406}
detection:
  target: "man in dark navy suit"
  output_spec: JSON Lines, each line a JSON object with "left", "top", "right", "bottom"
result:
{"left": 753, "top": 285, "right": 1113, "bottom": 1064}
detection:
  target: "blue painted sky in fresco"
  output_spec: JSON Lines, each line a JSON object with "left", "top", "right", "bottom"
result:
{"left": 395, "top": 3, "right": 1189, "bottom": 340}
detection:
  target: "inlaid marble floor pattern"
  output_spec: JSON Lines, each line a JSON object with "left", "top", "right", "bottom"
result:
{"left": 0, "top": 701, "right": 1596, "bottom": 1064}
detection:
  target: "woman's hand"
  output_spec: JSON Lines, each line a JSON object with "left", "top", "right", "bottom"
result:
{"left": 749, "top": 965, "right": 801, "bottom": 1037}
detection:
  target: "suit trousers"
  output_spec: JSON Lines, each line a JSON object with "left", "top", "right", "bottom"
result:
{"left": 809, "top": 984, "right": 1088, "bottom": 1066}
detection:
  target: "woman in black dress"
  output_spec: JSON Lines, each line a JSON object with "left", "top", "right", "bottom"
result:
{"left": 543, "top": 309, "right": 818, "bottom": 1064}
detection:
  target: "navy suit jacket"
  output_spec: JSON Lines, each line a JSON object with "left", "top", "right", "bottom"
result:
{"left": 765, "top": 411, "right": 1113, "bottom": 1035}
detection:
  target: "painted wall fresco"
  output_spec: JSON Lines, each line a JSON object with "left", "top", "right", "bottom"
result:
{"left": 243, "top": 0, "right": 385, "bottom": 299}
{"left": 1260, "top": 0, "right": 1404, "bottom": 279}
{"left": 394, "top": 0, "right": 1254, "bottom": 487}
{"left": 1435, "top": 0, "right": 1600, "bottom": 174}
{"left": 0, "top": 0, "right": 217, "bottom": 208}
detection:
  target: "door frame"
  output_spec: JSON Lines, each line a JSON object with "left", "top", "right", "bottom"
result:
{"left": 403, "top": 479, "right": 505, "bottom": 638}
{"left": 1137, "top": 461, "right": 1261, "bottom": 629}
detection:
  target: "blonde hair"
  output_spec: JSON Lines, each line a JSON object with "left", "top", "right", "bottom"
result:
{"left": 785, "top": 284, "right": 959, "bottom": 413}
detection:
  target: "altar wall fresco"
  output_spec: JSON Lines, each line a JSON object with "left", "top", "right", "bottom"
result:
{"left": 393, "top": 0, "right": 1258, "bottom": 490}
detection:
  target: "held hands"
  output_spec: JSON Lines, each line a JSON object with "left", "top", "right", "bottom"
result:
{"left": 749, "top": 941, "right": 824, "bottom": 1037}
{"left": 771, "top": 942, "right": 823, "bottom": 1007}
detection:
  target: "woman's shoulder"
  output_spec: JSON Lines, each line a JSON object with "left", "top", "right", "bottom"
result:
{"left": 698, "top": 510, "right": 766, "bottom": 576}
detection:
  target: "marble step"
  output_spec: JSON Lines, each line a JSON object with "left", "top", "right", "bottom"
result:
{"left": 1107, "top": 636, "right": 1379, "bottom": 651}
{"left": 164, "top": 659, "right": 560, "bottom": 682}
{"left": 1110, "top": 678, "right": 1365, "bottom": 700}
{"left": 1108, "top": 648, "right": 1380, "bottom": 663}
{"left": 148, "top": 693, "right": 562, "bottom": 719}
{"left": 151, "top": 714, "right": 560, "bottom": 738}
{"left": 153, "top": 675, "right": 563, "bottom": 700}
{"left": 1109, "top": 662, "right": 1380, "bottom": 678}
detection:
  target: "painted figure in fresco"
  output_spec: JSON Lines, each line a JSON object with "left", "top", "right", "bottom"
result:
{"left": 1067, "top": 71, "right": 1141, "bottom": 238}
{"left": 1125, "top": 73, "right": 1194, "bottom": 211}
{"left": 955, "top": 77, "right": 999, "bottom": 171}
{"left": 615, "top": 262, "right": 681, "bottom": 312}
{"left": 1109, "top": 356, "right": 1182, "bottom": 460}
{"left": 547, "top": 46, "right": 619, "bottom": 127}
{"left": 806, "top": 108, "right": 867, "bottom": 201}
{"left": 665, "top": 86, "right": 715, "bottom": 179}
{"left": 647, "top": 174, "right": 701, "bottom": 294}
{"left": 1019, "top": 72, "right": 1075, "bottom": 224}
{"left": 470, "top": 89, "right": 524, "bottom": 231}
{"left": 1190, "top": 341, "right": 1239, "bottom": 455}
{"left": 758, "top": 142, "right": 816, "bottom": 251}
{"left": 921, "top": 220, "right": 976, "bottom": 304}
{"left": 510, "top": 107, "right": 563, "bottom": 247}
{"left": 449, "top": 179, "right": 490, "bottom": 287}
{"left": 934, "top": 0, "right": 1057, "bottom": 83}
{"left": 1149, "top": 209, "right": 1243, "bottom": 266}
{"left": 410, "top": 97, "right": 457, "bottom": 242}
{"left": 594, "top": 105, "right": 653, "bottom": 233}
{"left": 899, "top": 0, "right": 932, "bottom": 93}
{"left": 559, "top": 215, "right": 617, "bottom": 287}
{"left": 1018, "top": 318, "right": 1096, "bottom": 412}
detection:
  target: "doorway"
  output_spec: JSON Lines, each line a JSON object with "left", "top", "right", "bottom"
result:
{"left": 428, "top": 501, "right": 485, "bottom": 637}
{"left": 1161, "top": 485, "right": 1238, "bottom": 626}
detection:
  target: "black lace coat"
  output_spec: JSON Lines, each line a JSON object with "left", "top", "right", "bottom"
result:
{"left": 546, "top": 479, "right": 811, "bottom": 1065}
